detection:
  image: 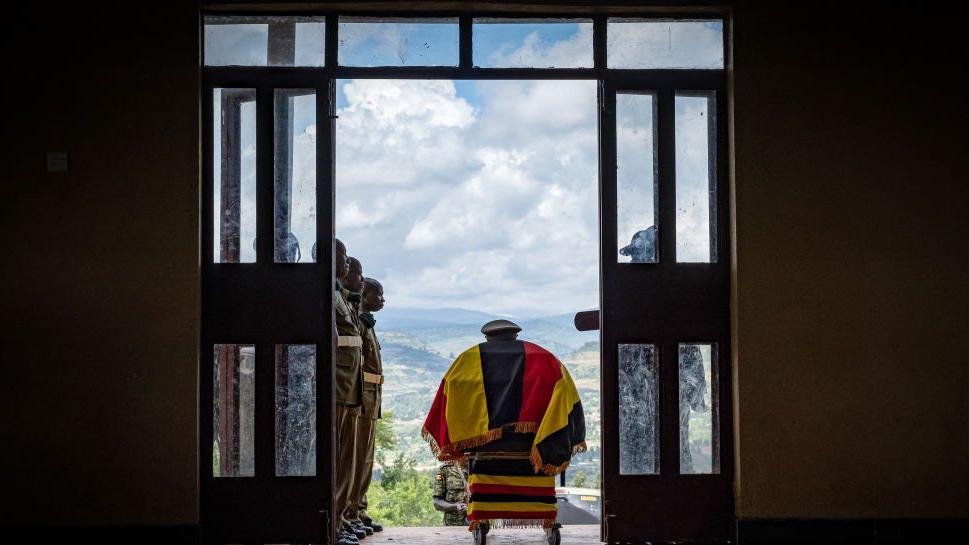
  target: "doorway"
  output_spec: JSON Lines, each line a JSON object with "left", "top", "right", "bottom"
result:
{"left": 334, "top": 77, "right": 602, "bottom": 527}
{"left": 200, "top": 12, "right": 730, "bottom": 545}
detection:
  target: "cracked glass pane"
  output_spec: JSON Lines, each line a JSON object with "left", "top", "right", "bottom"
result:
{"left": 472, "top": 19, "right": 593, "bottom": 68}
{"left": 607, "top": 19, "right": 724, "bottom": 69}
{"left": 204, "top": 16, "right": 325, "bottom": 67}
{"left": 213, "top": 344, "right": 255, "bottom": 477}
{"left": 274, "top": 90, "right": 316, "bottom": 263}
{"left": 616, "top": 93, "right": 658, "bottom": 263}
{"left": 275, "top": 345, "right": 317, "bottom": 477}
{"left": 213, "top": 88, "right": 257, "bottom": 263}
{"left": 338, "top": 18, "right": 459, "bottom": 66}
{"left": 678, "top": 343, "right": 719, "bottom": 474}
{"left": 619, "top": 343, "right": 659, "bottom": 475}
{"left": 675, "top": 92, "right": 717, "bottom": 263}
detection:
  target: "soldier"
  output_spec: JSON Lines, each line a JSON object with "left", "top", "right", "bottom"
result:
{"left": 334, "top": 240, "right": 364, "bottom": 545}
{"left": 433, "top": 460, "right": 469, "bottom": 526}
{"left": 347, "top": 277, "right": 385, "bottom": 535}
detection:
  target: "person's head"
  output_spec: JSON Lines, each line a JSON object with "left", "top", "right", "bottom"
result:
{"left": 334, "top": 239, "right": 348, "bottom": 279}
{"left": 343, "top": 256, "right": 364, "bottom": 293}
{"left": 362, "top": 277, "right": 385, "bottom": 313}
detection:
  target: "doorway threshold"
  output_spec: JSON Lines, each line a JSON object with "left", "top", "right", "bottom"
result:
{"left": 355, "top": 524, "right": 600, "bottom": 545}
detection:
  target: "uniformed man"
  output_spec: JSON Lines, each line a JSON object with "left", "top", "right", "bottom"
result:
{"left": 340, "top": 258, "right": 370, "bottom": 539}
{"left": 347, "top": 277, "right": 385, "bottom": 535}
{"left": 334, "top": 240, "right": 364, "bottom": 545}
{"left": 433, "top": 460, "right": 469, "bottom": 526}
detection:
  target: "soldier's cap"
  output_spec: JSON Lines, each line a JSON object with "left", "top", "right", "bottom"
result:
{"left": 481, "top": 319, "right": 521, "bottom": 341}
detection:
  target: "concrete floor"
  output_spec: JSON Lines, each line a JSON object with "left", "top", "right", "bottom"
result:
{"left": 362, "top": 525, "right": 601, "bottom": 545}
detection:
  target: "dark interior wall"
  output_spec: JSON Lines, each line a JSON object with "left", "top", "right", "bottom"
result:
{"left": 1, "top": 0, "right": 967, "bottom": 528}
{"left": 1, "top": 5, "right": 200, "bottom": 525}
{"left": 731, "top": 1, "right": 969, "bottom": 518}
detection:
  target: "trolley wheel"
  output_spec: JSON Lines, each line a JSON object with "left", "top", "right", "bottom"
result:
{"left": 473, "top": 522, "right": 489, "bottom": 545}
{"left": 545, "top": 524, "right": 561, "bottom": 545}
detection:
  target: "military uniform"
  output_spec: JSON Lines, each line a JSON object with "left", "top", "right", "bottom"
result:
{"left": 334, "top": 282, "right": 364, "bottom": 532}
{"left": 433, "top": 461, "right": 469, "bottom": 526}
{"left": 347, "top": 311, "right": 383, "bottom": 527}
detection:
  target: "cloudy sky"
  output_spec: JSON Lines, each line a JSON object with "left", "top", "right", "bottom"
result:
{"left": 208, "top": 20, "right": 722, "bottom": 317}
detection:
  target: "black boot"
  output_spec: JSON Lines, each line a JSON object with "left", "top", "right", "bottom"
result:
{"left": 346, "top": 522, "right": 367, "bottom": 540}
{"left": 362, "top": 518, "right": 383, "bottom": 532}
{"left": 353, "top": 520, "right": 374, "bottom": 536}
{"left": 337, "top": 529, "right": 359, "bottom": 545}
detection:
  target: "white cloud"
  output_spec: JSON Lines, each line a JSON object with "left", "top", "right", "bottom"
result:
{"left": 333, "top": 77, "right": 600, "bottom": 316}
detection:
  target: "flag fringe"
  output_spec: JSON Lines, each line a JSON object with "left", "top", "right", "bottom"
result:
{"left": 529, "top": 441, "right": 588, "bottom": 475}
{"left": 468, "top": 519, "right": 556, "bottom": 532}
{"left": 424, "top": 422, "right": 540, "bottom": 461}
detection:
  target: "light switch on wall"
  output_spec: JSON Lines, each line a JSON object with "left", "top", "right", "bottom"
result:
{"left": 47, "top": 152, "right": 68, "bottom": 172}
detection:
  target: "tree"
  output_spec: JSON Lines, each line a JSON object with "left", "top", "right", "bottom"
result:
{"left": 368, "top": 453, "right": 440, "bottom": 526}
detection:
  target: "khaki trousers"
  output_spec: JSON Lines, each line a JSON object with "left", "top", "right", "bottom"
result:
{"left": 347, "top": 414, "right": 376, "bottom": 523}
{"left": 335, "top": 405, "right": 360, "bottom": 528}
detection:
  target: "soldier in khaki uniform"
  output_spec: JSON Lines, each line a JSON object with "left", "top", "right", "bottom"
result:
{"left": 334, "top": 242, "right": 364, "bottom": 545}
{"left": 347, "top": 277, "right": 385, "bottom": 535}
{"left": 433, "top": 461, "right": 470, "bottom": 526}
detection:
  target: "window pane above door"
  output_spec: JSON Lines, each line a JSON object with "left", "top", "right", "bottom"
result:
{"left": 472, "top": 19, "right": 593, "bottom": 68}
{"left": 616, "top": 92, "right": 658, "bottom": 264}
{"left": 338, "top": 18, "right": 459, "bottom": 66}
{"left": 607, "top": 19, "right": 724, "bottom": 69}
{"left": 204, "top": 16, "right": 325, "bottom": 67}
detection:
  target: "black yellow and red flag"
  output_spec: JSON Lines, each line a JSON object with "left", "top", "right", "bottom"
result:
{"left": 422, "top": 340, "right": 586, "bottom": 475}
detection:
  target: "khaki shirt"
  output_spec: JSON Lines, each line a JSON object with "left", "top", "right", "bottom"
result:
{"left": 360, "top": 319, "right": 383, "bottom": 420}
{"left": 334, "top": 286, "right": 363, "bottom": 406}
{"left": 433, "top": 462, "right": 469, "bottom": 526}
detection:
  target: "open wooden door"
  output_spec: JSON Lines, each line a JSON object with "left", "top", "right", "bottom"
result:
{"left": 200, "top": 78, "right": 335, "bottom": 543}
{"left": 598, "top": 74, "right": 733, "bottom": 543}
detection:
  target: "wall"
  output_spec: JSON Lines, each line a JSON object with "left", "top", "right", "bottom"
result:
{"left": 0, "top": 5, "right": 200, "bottom": 525}
{"left": 1, "top": 0, "right": 967, "bottom": 529}
{"left": 731, "top": 1, "right": 969, "bottom": 519}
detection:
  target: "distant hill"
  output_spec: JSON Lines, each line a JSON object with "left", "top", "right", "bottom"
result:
{"left": 380, "top": 342, "right": 451, "bottom": 374}
{"left": 378, "top": 307, "right": 503, "bottom": 330}
{"left": 378, "top": 307, "right": 598, "bottom": 356}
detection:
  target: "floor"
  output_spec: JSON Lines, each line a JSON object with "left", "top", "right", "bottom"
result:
{"left": 363, "top": 525, "right": 601, "bottom": 545}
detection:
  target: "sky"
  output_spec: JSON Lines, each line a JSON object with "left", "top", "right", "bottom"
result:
{"left": 207, "top": 19, "right": 723, "bottom": 316}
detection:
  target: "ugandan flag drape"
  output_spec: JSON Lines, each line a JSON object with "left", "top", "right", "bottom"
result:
{"left": 422, "top": 340, "right": 586, "bottom": 475}
{"left": 467, "top": 458, "right": 557, "bottom": 528}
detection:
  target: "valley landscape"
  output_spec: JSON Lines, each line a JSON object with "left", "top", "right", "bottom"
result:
{"left": 374, "top": 307, "right": 602, "bottom": 488}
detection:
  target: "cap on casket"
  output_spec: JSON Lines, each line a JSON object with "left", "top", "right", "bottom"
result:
{"left": 481, "top": 319, "right": 522, "bottom": 341}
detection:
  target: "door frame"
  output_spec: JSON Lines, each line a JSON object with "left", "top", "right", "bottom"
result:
{"left": 199, "top": 8, "right": 732, "bottom": 544}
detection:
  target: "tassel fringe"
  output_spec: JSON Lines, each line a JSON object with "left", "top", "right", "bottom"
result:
{"left": 424, "top": 422, "right": 540, "bottom": 461}
{"left": 529, "top": 441, "right": 589, "bottom": 475}
{"left": 468, "top": 519, "right": 556, "bottom": 532}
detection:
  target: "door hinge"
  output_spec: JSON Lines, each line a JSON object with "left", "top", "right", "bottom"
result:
{"left": 320, "top": 508, "right": 331, "bottom": 544}
{"left": 603, "top": 504, "right": 616, "bottom": 544}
